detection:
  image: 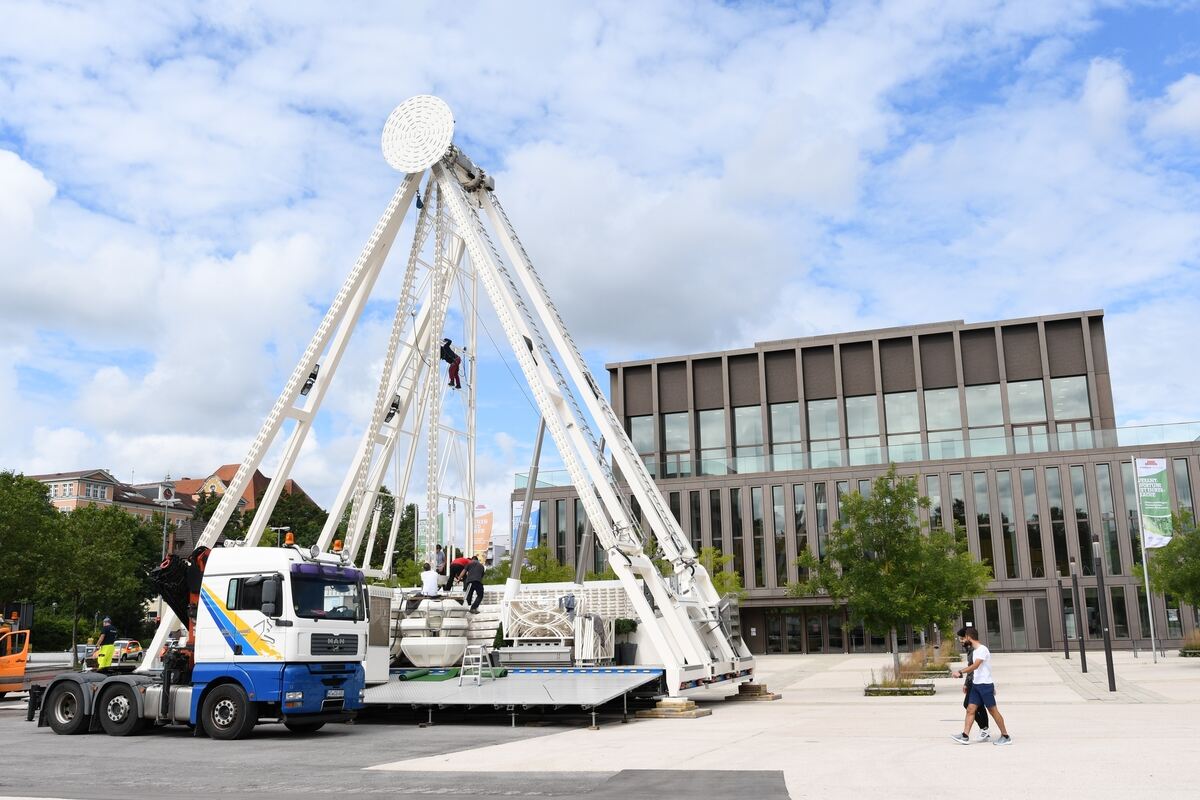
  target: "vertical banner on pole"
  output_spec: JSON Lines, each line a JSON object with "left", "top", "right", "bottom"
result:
{"left": 1135, "top": 458, "right": 1174, "bottom": 548}
{"left": 472, "top": 504, "right": 494, "bottom": 558}
{"left": 510, "top": 501, "right": 540, "bottom": 551}
{"left": 1133, "top": 457, "right": 1172, "bottom": 663}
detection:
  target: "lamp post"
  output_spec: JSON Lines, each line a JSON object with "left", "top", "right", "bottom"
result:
{"left": 1055, "top": 570, "right": 1070, "bottom": 659}
{"left": 1092, "top": 534, "right": 1117, "bottom": 692}
{"left": 1070, "top": 556, "right": 1087, "bottom": 673}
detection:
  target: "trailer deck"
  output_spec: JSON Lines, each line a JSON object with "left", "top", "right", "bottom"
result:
{"left": 363, "top": 667, "right": 663, "bottom": 711}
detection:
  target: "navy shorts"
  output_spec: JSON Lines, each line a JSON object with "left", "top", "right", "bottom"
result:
{"left": 968, "top": 682, "right": 996, "bottom": 708}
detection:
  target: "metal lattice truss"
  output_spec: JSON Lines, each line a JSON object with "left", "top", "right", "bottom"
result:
{"left": 140, "top": 95, "right": 753, "bottom": 694}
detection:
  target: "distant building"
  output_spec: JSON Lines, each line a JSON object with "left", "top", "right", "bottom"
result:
{"left": 28, "top": 469, "right": 200, "bottom": 555}
{"left": 174, "top": 464, "right": 311, "bottom": 511}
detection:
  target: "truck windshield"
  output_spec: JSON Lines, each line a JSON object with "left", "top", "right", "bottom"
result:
{"left": 291, "top": 576, "right": 365, "bottom": 621}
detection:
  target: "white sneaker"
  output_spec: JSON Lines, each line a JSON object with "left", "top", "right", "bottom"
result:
{"left": 978, "top": 729, "right": 991, "bottom": 741}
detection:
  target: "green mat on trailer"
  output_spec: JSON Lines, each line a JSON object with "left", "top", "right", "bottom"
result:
{"left": 405, "top": 667, "right": 508, "bottom": 681}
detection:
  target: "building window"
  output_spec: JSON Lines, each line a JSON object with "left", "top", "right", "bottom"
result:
{"left": 814, "top": 482, "right": 829, "bottom": 560}
{"left": 984, "top": 598, "right": 1002, "bottom": 645}
{"left": 1020, "top": 469, "right": 1047, "bottom": 578}
{"left": 1008, "top": 380, "right": 1047, "bottom": 423}
{"left": 924, "top": 388, "right": 963, "bottom": 459}
{"left": 698, "top": 408, "right": 727, "bottom": 476}
{"left": 629, "top": 416, "right": 655, "bottom": 473}
{"left": 554, "top": 499, "right": 567, "bottom": 565}
{"left": 661, "top": 412, "right": 691, "bottom": 478}
{"left": 1046, "top": 467, "right": 1070, "bottom": 577}
{"left": 845, "top": 395, "right": 881, "bottom": 466}
{"left": 1095, "top": 464, "right": 1122, "bottom": 576}
{"left": 835, "top": 481, "right": 850, "bottom": 525}
{"left": 1009, "top": 599, "right": 1027, "bottom": 649}
{"left": 884, "top": 391, "right": 921, "bottom": 463}
{"left": 1013, "top": 423, "right": 1050, "bottom": 454}
{"left": 539, "top": 500, "right": 549, "bottom": 547}
{"left": 1050, "top": 376, "right": 1091, "bottom": 419}
{"left": 1119, "top": 461, "right": 1143, "bottom": 568}
{"left": 1110, "top": 586, "right": 1130, "bottom": 639}
{"left": 730, "top": 488, "right": 745, "bottom": 579}
{"left": 1069, "top": 466, "right": 1094, "bottom": 577}
{"left": 689, "top": 491, "right": 702, "bottom": 553}
{"left": 709, "top": 489, "right": 723, "bottom": 555}
{"left": 751, "top": 487, "right": 766, "bottom": 589}
{"left": 1174, "top": 458, "right": 1194, "bottom": 514}
{"left": 792, "top": 484, "right": 808, "bottom": 574}
{"left": 669, "top": 491, "right": 681, "bottom": 526}
{"left": 733, "top": 406, "right": 765, "bottom": 474}
{"left": 1056, "top": 420, "right": 1093, "bottom": 451}
{"left": 49, "top": 485, "right": 57, "bottom": 498}
{"left": 996, "top": 471, "right": 1019, "bottom": 580}
{"left": 574, "top": 498, "right": 586, "bottom": 567}
{"left": 973, "top": 472, "right": 995, "bottom": 574}
{"left": 925, "top": 475, "right": 943, "bottom": 530}
{"left": 949, "top": 473, "right": 967, "bottom": 532}
{"left": 769, "top": 402, "right": 803, "bottom": 470}
{"left": 772, "top": 485, "right": 787, "bottom": 587}
{"left": 966, "top": 384, "right": 1007, "bottom": 457}
{"left": 806, "top": 399, "right": 842, "bottom": 468}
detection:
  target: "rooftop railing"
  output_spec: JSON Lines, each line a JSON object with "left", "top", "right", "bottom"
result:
{"left": 514, "top": 420, "right": 1200, "bottom": 489}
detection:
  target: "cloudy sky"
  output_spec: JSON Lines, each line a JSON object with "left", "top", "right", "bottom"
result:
{"left": 2, "top": 0, "right": 1199, "bottom": 528}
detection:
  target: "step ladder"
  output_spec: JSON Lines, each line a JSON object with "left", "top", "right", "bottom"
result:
{"left": 458, "top": 644, "right": 491, "bottom": 686}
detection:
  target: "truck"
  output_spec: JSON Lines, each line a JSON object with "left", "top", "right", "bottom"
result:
{"left": 0, "top": 604, "right": 32, "bottom": 701}
{"left": 36, "top": 542, "right": 367, "bottom": 739}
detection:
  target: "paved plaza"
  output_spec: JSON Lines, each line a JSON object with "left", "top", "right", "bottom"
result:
{"left": 0, "top": 650, "right": 1197, "bottom": 799}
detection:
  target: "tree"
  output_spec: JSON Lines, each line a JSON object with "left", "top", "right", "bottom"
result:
{"left": 40, "top": 505, "right": 161, "bottom": 665}
{"left": 192, "top": 489, "right": 244, "bottom": 538}
{"left": 0, "top": 472, "right": 59, "bottom": 603}
{"left": 483, "top": 546, "right": 574, "bottom": 585}
{"left": 1149, "top": 511, "right": 1200, "bottom": 609}
{"left": 697, "top": 546, "right": 746, "bottom": 599}
{"left": 788, "top": 465, "right": 991, "bottom": 673}
{"left": 244, "top": 489, "right": 328, "bottom": 548}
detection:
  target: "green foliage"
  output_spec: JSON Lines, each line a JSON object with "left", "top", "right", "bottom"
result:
{"left": 788, "top": 465, "right": 991, "bottom": 639}
{"left": 0, "top": 472, "right": 58, "bottom": 602}
{"left": 244, "top": 488, "right": 328, "bottom": 548}
{"left": 697, "top": 546, "right": 746, "bottom": 599}
{"left": 1149, "top": 511, "right": 1200, "bottom": 609}
{"left": 192, "top": 489, "right": 244, "bottom": 538}
{"left": 484, "top": 546, "right": 575, "bottom": 585}
{"left": 615, "top": 617, "right": 638, "bottom": 635}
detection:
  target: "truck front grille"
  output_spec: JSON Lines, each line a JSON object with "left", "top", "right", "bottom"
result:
{"left": 311, "top": 633, "right": 359, "bottom": 656}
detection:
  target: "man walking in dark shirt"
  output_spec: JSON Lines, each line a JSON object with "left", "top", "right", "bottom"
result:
{"left": 464, "top": 556, "right": 486, "bottom": 614}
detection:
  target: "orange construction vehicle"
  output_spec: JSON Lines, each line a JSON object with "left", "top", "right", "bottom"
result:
{"left": 0, "top": 605, "right": 33, "bottom": 701}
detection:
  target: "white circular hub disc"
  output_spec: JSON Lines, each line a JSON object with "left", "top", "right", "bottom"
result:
{"left": 381, "top": 95, "right": 455, "bottom": 173}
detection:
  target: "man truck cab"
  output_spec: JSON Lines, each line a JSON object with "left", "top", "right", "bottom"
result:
{"left": 38, "top": 543, "right": 367, "bottom": 739}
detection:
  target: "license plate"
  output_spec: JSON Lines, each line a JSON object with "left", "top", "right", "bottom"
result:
{"left": 326, "top": 689, "right": 344, "bottom": 699}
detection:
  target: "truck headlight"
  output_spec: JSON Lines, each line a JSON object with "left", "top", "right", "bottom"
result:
{"left": 284, "top": 691, "right": 304, "bottom": 701}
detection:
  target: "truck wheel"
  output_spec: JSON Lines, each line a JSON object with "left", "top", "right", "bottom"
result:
{"left": 202, "top": 684, "right": 257, "bottom": 740}
{"left": 98, "top": 684, "right": 147, "bottom": 736}
{"left": 47, "top": 683, "right": 89, "bottom": 735}
{"left": 284, "top": 721, "right": 326, "bottom": 734}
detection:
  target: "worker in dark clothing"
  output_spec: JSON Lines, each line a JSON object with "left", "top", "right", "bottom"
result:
{"left": 440, "top": 338, "right": 462, "bottom": 390}
{"left": 956, "top": 625, "right": 991, "bottom": 740}
{"left": 464, "top": 556, "right": 486, "bottom": 614}
{"left": 95, "top": 617, "right": 119, "bottom": 669}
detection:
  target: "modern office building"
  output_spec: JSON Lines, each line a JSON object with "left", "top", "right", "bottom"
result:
{"left": 514, "top": 310, "right": 1200, "bottom": 654}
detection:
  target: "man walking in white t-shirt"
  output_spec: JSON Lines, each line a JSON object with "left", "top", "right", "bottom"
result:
{"left": 949, "top": 626, "right": 1012, "bottom": 746}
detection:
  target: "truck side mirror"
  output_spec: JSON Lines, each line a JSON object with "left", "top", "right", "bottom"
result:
{"left": 261, "top": 575, "right": 281, "bottom": 618}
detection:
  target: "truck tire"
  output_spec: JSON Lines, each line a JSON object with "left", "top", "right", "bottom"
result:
{"left": 47, "top": 683, "right": 89, "bottom": 735}
{"left": 284, "top": 721, "right": 326, "bottom": 734}
{"left": 98, "top": 684, "right": 148, "bottom": 736}
{"left": 201, "top": 684, "right": 257, "bottom": 740}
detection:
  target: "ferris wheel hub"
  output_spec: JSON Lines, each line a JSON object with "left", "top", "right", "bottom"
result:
{"left": 381, "top": 95, "right": 455, "bottom": 173}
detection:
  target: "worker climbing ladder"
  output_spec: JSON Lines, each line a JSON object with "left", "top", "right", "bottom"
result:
{"left": 139, "top": 95, "right": 753, "bottom": 696}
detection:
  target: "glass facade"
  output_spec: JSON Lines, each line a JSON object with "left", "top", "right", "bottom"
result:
{"left": 629, "top": 415, "right": 655, "bottom": 471}
{"left": 950, "top": 473, "right": 967, "bottom": 532}
{"left": 709, "top": 489, "right": 723, "bottom": 556}
{"left": 793, "top": 484, "right": 808, "bottom": 575}
{"left": 1021, "top": 469, "right": 1046, "bottom": 578}
{"left": 814, "top": 482, "right": 829, "bottom": 559}
{"left": 769, "top": 403, "right": 803, "bottom": 470}
{"left": 751, "top": 487, "right": 766, "bottom": 589}
{"left": 845, "top": 395, "right": 881, "bottom": 466}
{"left": 926, "top": 475, "right": 943, "bottom": 530}
{"left": 1010, "top": 598, "right": 1027, "bottom": 649}
{"left": 1111, "top": 586, "right": 1130, "bottom": 638}
{"left": 966, "top": 384, "right": 1006, "bottom": 456}
{"left": 731, "top": 487, "right": 745, "bottom": 577}
{"left": 1069, "top": 466, "right": 1094, "bottom": 576}
{"left": 1095, "top": 463, "right": 1122, "bottom": 575}
{"left": 772, "top": 485, "right": 787, "bottom": 586}
{"left": 885, "top": 392, "right": 921, "bottom": 462}
{"left": 1008, "top": 380, "right": 1047, "bottom": 423}
{"left": 1051, "top": 376, "right": 1090, "bottom": 420}
{"left": 807, "top": 399, "right": 842, "bottom": 468}
{"left": 689, "top": 490, "right": 702, "bottom": 552}
{"left": 1046, "top": 467, "right": 1070, "bottom": 577}
{"left": 698, "top": 408, "right": 727, "bottom": 476}
{"left": 734, "top": 406, "right": 764, "bottom": 474}
{"left": 555, "top": 499, "right": 567, "bottom": 566}
{"left": 1120, "top": 460, "right": 1143, "bottom": 568}
{"left": 996, "top": 470, "right": 1019, "bottom": 579}
{"left": 973, "top": 472, "right": 995, "bottom": 573}
{"left": 662, "top": 412, "right": 691, "bottom": 478}
{"left": 1175, "top": 458, "right": 1194, "bottom": 513}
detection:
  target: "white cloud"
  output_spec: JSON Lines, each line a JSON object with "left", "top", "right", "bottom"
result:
{"left": 1145, "top": 73, "right": 1200, "bottom": 138}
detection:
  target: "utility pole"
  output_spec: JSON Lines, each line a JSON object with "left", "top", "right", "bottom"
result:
{"left": 1092, "top": 534, "right": 1117, "bottom": 692}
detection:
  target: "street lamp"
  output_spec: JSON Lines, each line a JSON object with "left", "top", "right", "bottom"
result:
{"left": 1092, "top": 534, "right": 1117, "bottom": 692}
{"left": 1055, "top": 570, "right": 1070, "bottom": 660}
{"left": 1069, "top": 556, "right": 1087, "bottom": 673}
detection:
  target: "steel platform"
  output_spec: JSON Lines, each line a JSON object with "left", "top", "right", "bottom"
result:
{"left": 363, "top": 667, "right": 663, "bottom": 709}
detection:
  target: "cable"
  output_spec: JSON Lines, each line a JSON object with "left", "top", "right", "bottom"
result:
{"left": 459, "top": 284, "right": 540, "bottom": 415}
